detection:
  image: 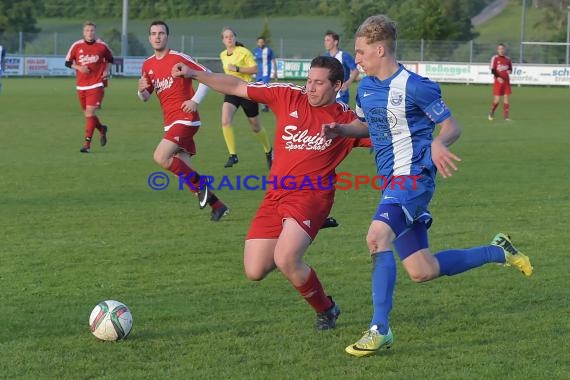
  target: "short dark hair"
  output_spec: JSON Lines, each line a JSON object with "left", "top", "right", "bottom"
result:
{"left": 150, "top": 21, "right": 169, "bottom": 36}
{"left": 324, "top": 30, "right": 340, "bottom": 42}
{"left": 311, "top": 56, "right": 344, "bottom": 86}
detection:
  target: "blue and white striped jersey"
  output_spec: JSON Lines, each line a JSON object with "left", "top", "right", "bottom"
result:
{"left": 356, "top": 64, "right": 451, "bottom": 178}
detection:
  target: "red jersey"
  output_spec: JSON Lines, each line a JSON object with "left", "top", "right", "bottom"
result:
{"left": 247, "top": 82, "right": 369, "bottom": 190}
{"left": 490, "top": 54, "right": 512, "bottom": 83}
{"left": 141, "top": 50, "right": 208, "bottom": 130}
{"left": 65, "top": 39, "right": 113, "bottom": 90}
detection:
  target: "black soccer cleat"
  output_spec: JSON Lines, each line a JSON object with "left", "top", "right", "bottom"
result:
{"left": 315, "top": 297, "right": 340, "bottom": 330}
{"left": 320, "top": 217, "right": 339, "bottom": 229}
{"left": 100, "top": 125, "right": 108, "bottom": 147}
{"left": 211, "top": 204, "right": 229, "bottom": 222}
{"left": 197, "top": 177, "right": 211, "bottom": 210}
{"left": 80, "top": 144, "right": 91, "bottom": 153}
{"left": 224, "top": 154, "right": 239, "bottom": 168}
{"left": 265, "top": 148, "right": 273, "bottom": 169}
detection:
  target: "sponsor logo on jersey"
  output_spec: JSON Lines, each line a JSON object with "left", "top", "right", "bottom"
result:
{"left": 281, "top": 125, "right": 332, "bottom": 151}
{"left": 390, "top": 92, "right": 403, "bottom": 106}
{"left": 78, "top": 54, "right": 100, "bottom": 66}
{"left": 153, "top": 76, "right": 174, "bottom": 94}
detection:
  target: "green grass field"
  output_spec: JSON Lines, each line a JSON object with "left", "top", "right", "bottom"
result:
{"left": 0, "top": 78, "right": 568, "bottom": 379}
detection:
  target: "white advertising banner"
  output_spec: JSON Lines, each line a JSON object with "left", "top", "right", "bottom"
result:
{"left": 122, "top": 58, "right": 145, "bottom": 76}
{"left": 4, "top": 56, "right": 569, "bottom": 86}
{"left": 24, "top": 57, "right": 74, "bottom": 76}
{"left": 5, "top": 57, "right": 24, "bottom": 75}
{"left": 417, "top": 63, "right": 570, "bottom": 86}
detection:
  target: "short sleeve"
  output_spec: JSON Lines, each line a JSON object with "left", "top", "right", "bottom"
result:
{"left": 242, "top": 48, "right": 256, "bottom": 67}
{"left": 414, "top": 78, "right": 451, "bottom": 124}
{"left": 246, "top": 83, "right": 274, "bottom": 105}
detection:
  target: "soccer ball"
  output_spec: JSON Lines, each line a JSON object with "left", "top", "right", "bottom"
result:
{"left": 89, "top": 300, "right": 133, "bottom": 341}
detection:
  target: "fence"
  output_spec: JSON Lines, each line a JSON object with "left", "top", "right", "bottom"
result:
{"left": 2, "top": 31, "right": 570, "bottom": 64}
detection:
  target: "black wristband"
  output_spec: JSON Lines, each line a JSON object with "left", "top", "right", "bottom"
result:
{"left": 236, "top": 66, "right": 240, "bottom": 72}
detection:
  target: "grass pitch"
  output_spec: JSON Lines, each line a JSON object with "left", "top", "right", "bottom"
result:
{"left": 0, "top": 77, "right": 568, "bottom": 379}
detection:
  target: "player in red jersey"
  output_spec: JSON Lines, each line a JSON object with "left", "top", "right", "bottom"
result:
{"left": 138, "top": 21, "right": 228, "bottom": 221}
{"left": 65, "top": 21, "right": 114, "bottom": 153}
{"left": 173, "top": 56, "right": 370, "bottom": 330}
{"left": 488, "top": 43, "right": 513, "bottom": 121}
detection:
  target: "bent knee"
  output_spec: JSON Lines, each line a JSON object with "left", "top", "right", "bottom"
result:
{"left": 244, "top": 269, "right": 266, "bottom": 282}
{"left": 407, "top": 269, "right": 437, "bottom": 283}
{"left": 153, "top": 152, "right": 171, "bottom": 169}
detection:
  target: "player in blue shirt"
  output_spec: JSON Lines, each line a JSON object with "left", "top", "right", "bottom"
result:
{"left": 253, "top": 36, "right": 277, "bottom": 112}
{"left": 322, "top": 14, "right": 533, "bottom": 357}
{"left": 0, "top": 44, "right": 5, "bottom": 93}
{"left": 324, "top": 30, "right": 359, "bottom": 105}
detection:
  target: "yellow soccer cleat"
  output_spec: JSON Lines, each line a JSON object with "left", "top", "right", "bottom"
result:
{"left": 491, "top": 233, "right": 533, "bottom": 277}
{"left": 345, "top": 327, "right": 393, "bottom": 357}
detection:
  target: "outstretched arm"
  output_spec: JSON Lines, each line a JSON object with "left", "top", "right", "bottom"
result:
{"left": 172, "top": 63, "right": 249, "bottom": 99}
{"left": 432, "top": 116, "right": 462, "bottom": 178}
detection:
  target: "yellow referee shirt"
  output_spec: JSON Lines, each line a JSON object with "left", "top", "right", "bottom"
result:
{"left": 219, "top": 46, "right": 256, "bottom": 81}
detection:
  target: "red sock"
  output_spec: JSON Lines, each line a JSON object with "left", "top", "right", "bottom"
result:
{"left": 168, "top": 157, "right": 200, "bottom": 194}
{"left": 490, "top": 102, "right": 499, "bottom": 116}
{"left": 294, "top": 268, "right": 333, "bottom": 313}
{"left": 93, "top": 116, "right": 104, "bottom": 133}
{"left": 503, "top": 103, "right": 509, "bottom": 118}
{"left": 85, "top": 116, "right": 97, "bottom": 142}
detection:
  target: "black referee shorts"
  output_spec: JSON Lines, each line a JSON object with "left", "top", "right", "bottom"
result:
{"left": 224, "top": 94, "right": 259, "bottom": 118}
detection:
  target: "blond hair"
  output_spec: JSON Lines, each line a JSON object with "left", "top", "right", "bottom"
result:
{"left": 355, "top": 15, "right": 397, "bottom": 54}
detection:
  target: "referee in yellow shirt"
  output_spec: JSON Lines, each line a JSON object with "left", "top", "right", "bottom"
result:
{"left": 219, "top": 27, "right": 272, "bottom": 168}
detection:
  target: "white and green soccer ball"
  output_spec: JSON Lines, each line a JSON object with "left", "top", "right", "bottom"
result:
{"left": 89, "top": 300, "right": 133, "bottom": 341}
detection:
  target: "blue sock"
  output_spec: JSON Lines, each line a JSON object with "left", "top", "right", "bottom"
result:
{"left": 370, "top": 251, "right": 396, "bottom": 334}
{"left": 435, "top": 245, "right": 505, "bottom": 276}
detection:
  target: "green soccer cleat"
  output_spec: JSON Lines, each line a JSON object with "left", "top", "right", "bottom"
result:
{"left": 491, "top": 233, "right": 533, "bottom": 277}
{"left": 345, "top": 327, "right": 393, "bottom": 357}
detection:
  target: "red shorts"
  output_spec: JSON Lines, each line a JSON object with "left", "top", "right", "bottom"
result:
{"left": 77, "top": 87, "right": 104, "bottom": 110}
{"left": 246, "top": 189, "right": 334, "bottom": 241}
{"left": 164, "top": 124, "right": 199, "bottom": 155}
{"left": 493, "top": 80, "right": 511, "bottom": 96}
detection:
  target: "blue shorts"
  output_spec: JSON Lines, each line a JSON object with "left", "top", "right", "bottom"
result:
{"left": 373, "top": 168, "right": 435, "bottom": 227}
{"left": 256, "top": 75, "right": 271, "bottom": 84}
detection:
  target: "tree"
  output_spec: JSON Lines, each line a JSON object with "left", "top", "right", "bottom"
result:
{"left": 259, "top": 17, "right": 272, "bottom": 46}
{"left": 343, "top": 0, "right": 482, "bottom": 41}
{"left": 0, "top": 0, "right": 43, "bottom": 52}
{"left": 101, "top": 28, "right": 148, "bottom": 57}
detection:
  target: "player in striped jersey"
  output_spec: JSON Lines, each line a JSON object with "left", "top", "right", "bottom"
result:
{"left": 0, "top": 44, "right": 5, "bottom": 93}
{"left": 138, "top": 21, "right": 228, "bottom": 221}
{"left": 323, "top": 30, "right": 359, "bottom": 105}
{"left": 253, "top": 37, "right": 277, "bottom": 112}
{"left": 322, "top": 15, "right": 533, "bottom": 357}
{"left": 65, "top": 21, "right": 114, "bottom": 153}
